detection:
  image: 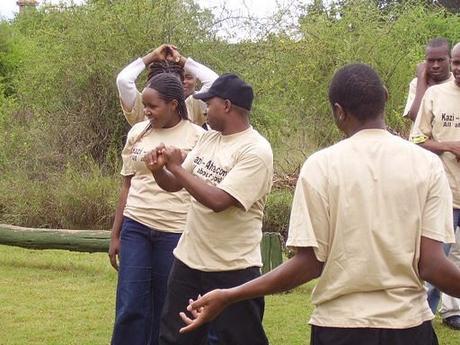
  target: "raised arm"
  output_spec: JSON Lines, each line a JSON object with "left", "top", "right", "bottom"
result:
{"left": 116, "top": 44, "right": 177, "bottom": 112}
{"left": 406, "top": 63, "right": 430, "bottom": 121}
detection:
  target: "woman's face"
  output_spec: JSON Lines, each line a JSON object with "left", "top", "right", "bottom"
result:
{"left": 142, "top": 88, "right": 180, "bottom": 129}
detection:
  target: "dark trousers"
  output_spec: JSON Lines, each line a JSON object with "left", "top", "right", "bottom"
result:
{"left": 310, "top": 321, "right": 439, "bottom": 345}
{"left": 159, "top": 259, "right": 269, "bottom": 345}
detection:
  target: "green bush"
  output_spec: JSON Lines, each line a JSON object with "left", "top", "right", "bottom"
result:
{"left": 263, "top": 189, "right": 294, "bottom": 241}
{"left": 1, "top": 0, "right": 459, "bottom": 229}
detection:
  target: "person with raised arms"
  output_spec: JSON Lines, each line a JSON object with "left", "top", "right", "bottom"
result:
{"left": 116, "top": 44, "right": 218, "bottom": 128}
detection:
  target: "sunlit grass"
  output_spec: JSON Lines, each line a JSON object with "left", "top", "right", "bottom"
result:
{"left": 0, "top": 245, "right": 458, "bottom": 344}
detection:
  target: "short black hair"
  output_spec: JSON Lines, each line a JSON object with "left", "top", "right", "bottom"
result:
{"left": 426, "top": 37, "right": 450, "bottom": 53}
{"left": 146, "top": 73, "right": 188, "bottom": 120}
{"left": 328, "top": 63, "right": 386, "bottom": 122}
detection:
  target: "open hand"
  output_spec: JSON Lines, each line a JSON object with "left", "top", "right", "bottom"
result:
{"left": 179, "top": 289, "right": 232, "bottom": 334}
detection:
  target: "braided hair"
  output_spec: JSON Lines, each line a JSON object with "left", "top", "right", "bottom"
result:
{"left": 146, "top": 73, "right": 188, "bottom": 120}
{"left": 147, "top": 61, "right": 185, "bottom": 83}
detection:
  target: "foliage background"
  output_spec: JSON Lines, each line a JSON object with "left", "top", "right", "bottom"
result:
{"left": 0, "top": 0, "right": 459, "bottom": 230}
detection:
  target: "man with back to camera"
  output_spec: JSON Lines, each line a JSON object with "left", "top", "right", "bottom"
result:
{"left": 143, "top": 73, "right": 273, "bottom": 345}
{"left": 178, "top": 63, "right": 460, "bottom": 345}
{"left": 410, "top": 42, "right": 460, "bottom": 330}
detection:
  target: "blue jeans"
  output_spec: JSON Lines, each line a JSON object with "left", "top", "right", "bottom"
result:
{"left": 427, "top": 209, "right": 460, "bottom": 314}
{"left": 111, "top": 217, "right": 181, "bottom": 345}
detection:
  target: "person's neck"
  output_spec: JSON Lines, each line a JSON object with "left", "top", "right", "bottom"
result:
{"left": 221, "top": 115, "right": 250, "bottom": 136}
{"left": 428, "top": 73, "right": 451, "bottom": 86}
{"left": 346, "top": 118, "right": 386, "bottom": 137}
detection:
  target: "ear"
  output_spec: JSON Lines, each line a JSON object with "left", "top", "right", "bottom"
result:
{"left": 383, "top": 86, "right": 389, "bottom": 103}
{"left": 170, "top": 99, "right": 179, "bottom": 112}
{"left": 223, "top": 99, "right": 232, "bottom": 113}
{"left": 333, "top": 102, "right": 346, "bottom": 122}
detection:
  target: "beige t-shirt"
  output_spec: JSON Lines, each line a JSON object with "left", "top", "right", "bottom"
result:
{"left": 173, "top": 127, "right": 274, "bottom": 271}
{"left": 287, "top": 129, "right": 454, "bottom": 329}
{"left": 410, "top": 79, "right": 460, "bottom": 209}
{"left": 121, "top": 119, "right": 205, "bottom": 232}
{"left": 121, "top": 91, "right": 207, "bottom": 127}
{"left": 403, "top": 74, "right": 454, "bottom": 117}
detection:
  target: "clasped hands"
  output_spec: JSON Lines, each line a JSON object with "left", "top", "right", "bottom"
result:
{"left": 142, "top": 143, "right": 186, "bottom": 173}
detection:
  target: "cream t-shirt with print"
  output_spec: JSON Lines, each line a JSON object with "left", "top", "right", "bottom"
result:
{"left": 410, "top": 79, "right": 460, "bottom": 208}
{"left": 173, "top": 127, "right": 274, "bottom": 271}
{"left": 287, "top": 129, "right": 454, "bottom": 329}
{"left": 121, "top": 119, "right": 205, "bottom": 232}
{"left": 403, "top": 74, "right": 454, "bottom": 117}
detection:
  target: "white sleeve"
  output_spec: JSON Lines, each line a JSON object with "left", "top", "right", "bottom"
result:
{"left": 184, "top": 58, "right": 219, "bottom": 93}
{"left": 116, "top": 58, "right": 146, "bottom": 110}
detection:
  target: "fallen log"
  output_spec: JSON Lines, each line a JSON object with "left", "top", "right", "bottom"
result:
{"left": 0, "top": 224, "right": 283, "bottom": 271}
{"left": 0, "top": 224, "right": 111, "bottom": 253}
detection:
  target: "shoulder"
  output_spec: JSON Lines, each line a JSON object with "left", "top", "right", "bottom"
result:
{"left": 409, "top": 77, "right": 418, "bottom": 88}
{"left": 239, "top": 129, "right": 273, "bottom": 163}
{"left": 128, "top": 120, "right": 150, "bottom": 136}
{"left": 182, "top": 120, "right": 206, "bottom": 135}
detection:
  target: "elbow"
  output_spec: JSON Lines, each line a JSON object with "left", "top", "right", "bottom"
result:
{"left": 116, "top": 73, "right": 128, "bottom": 90}
{"left": 418, "top": 260, "right": 437, "bottom": 284}
{"left": 210, "top": 203, "right": 227, "bottom": 213}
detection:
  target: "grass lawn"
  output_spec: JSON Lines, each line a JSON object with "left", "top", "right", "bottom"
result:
{"left": 0, "top": 245, "right": 458, "bottom": 344}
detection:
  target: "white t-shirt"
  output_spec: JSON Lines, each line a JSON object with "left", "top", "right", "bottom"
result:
{"left": 287, "top": 129, "right": 454, "bottom": 329}
{"left": 173, "top": 127, "right": 274, "bottom": 271}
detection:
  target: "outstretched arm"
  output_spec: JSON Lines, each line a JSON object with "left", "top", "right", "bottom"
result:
{"left": 179, "top": 247, "right": 323, "bottom": 333}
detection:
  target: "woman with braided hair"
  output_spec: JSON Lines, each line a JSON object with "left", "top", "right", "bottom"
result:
{"left": 116, "top": 44, "right": 218, "bottom": 128}
{"left": 108, "top": 70, "right": 205, "bottom": 345}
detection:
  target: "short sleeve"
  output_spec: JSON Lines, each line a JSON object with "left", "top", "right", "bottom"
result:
{"left": 421, "top": 156, "right": 455, "bottom": 243}
{"left": 286, "top": 157, "right": 330, "bottom": 262}
{"left": 217, "top": 151, "right": 273, "bottom": 212}
{"left": 120, "top": 137, "right": 135, "bottom": 176}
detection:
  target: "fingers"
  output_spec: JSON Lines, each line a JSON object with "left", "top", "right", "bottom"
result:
{"left": 109, "top": 252, "right": 119, "bottom": 271}
{"left": 179, "top": 312, "right": 202, "bottom": 333}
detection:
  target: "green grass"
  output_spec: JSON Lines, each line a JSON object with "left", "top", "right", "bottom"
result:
{"left": 0, "top": 245, "right": 458, "bottom": 344}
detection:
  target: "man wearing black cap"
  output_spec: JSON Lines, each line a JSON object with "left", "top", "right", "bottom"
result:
{"left": 144, "top": 73, "right": 273, "bottom": 345}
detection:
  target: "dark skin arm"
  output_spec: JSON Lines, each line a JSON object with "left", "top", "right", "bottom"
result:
{"left": 419, "top": 236, "right": 460, "bottom": 297}
{"left": 108, "top": 175, "right": 132, "bottom": 270}
{"left": 407, "top": 62, "right": 430, "bottom": 122}
{"left": 144, "top": 145, "right": 240, "bottom": 211}
{"left": 420, "top": 140, "right": 460, "bottom": 160}
{"left": 163, "top": 146, "right": 241, "bottom": 212}
{"left": 179, "top": 247, "right": 324, "bottom": 333}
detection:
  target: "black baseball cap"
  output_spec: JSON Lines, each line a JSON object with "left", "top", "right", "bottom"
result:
{"left": 193, "top": 73, "right": 254, "bottom": 111}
